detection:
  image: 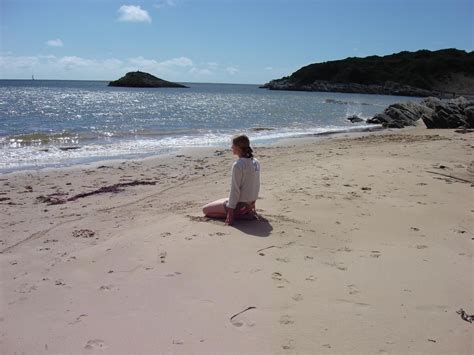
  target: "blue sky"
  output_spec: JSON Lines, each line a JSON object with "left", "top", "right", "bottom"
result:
{"left": 1, "top": 0, "right": 473, "bottom": 83}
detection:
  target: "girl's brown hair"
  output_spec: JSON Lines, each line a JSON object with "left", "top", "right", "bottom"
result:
{"left": 232, "top": 134, "right": 254, "bottom": 158}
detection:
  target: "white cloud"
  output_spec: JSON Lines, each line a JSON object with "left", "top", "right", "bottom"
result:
{"left": 0, "top": 54, "right": 239, "bottom": 82}
{"left": 127, "top": 56, "right": 193, "bottom": 73}
{"left": 226, "top": 66, "right": 238, "bottom": 75}
{"left": 118, "top": 5, "right": 151, "bottom": 23}
{"left": 128, "top": 56, "right": 160, "bottom": 68}
{"left": 0, "top": 55, "right": 39, "bottom": 70}
{"left": 161, "top": 56, "right": 193, "bottom": 67}
{"left": 46, "top": 39, "right": 63, "bottom": 47}
{"left": 264, "top": 66, "right": 273, "bottom": 71}
{"left": 189, "top": 67, "right": 212, "bottom": 76}
{"left": 58, "top": 56, "right": 94, "bottom": 69}
{"left": 0, "top": 55, "right": 124, "bottom": 76}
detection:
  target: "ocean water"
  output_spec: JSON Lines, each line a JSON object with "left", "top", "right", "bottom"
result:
{"left": 0, "top": 80, "right": 416, "bottom": 172}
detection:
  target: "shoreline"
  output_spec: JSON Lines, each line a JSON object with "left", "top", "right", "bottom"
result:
{"left": 1, "top": 125, "right": 472, "bottom": 354}
{"left": 0, "top": 124, "right": 382, "bottom": 175}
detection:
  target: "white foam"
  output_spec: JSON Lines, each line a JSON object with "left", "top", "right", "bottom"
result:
{"left": 0, "top": 124, "right": 378, "bottom": 172}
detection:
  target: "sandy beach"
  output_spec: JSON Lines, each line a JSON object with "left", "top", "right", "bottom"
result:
{"left": 1, "top": 126, "right": 473, "bottom": 354}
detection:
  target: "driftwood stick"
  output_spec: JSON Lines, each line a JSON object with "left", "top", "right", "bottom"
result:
{"left": 426, "top": 171, "right": 473, "bottom": 184}
{"left": 230, "top": 306, "right": 256, "bottom": 321}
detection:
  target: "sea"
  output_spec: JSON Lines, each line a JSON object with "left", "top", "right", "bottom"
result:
{"left": 0, "top": 80, "right": 417, "bottom": 173}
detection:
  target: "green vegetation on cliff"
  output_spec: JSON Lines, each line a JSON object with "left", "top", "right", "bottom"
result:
{"left": 263, "top": 49, "right": 474, "bottom": 96}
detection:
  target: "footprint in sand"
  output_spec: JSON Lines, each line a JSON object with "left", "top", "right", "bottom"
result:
{"left": 348, "top": 284, "right": 360, "bottom": 295}
{"left": 272, "top": 272, "right": 289, "bottom": 282}
{"left": 325, "top": 261, "right": 347, "bottom": 271}
{"left": 276, "top": 257, "right": 290, "bottom": 263}
{"left": 99, "top": 285, "right": 114, "bottom": 291}
{"left": 305, "top": 275, "right": 317, "bottom": 282}
{"left": 282, "top": 339, "right": 295, "bottom": 350}
{"left": 272, "top": 272, "right": 283, "bottom": 280}
{"left": 272, "top": 272, "right": 289, "bottom": 288}
{"left": 230, "top": 308, "right": 257, "bottom": 329}
{"left": 84, "top": 339, "right": 106, "bottom": 350}
{"left": 279, "top": 315, "right": 294, "bottom": 325}
{"left": 68, "top": 314, "right": 88, "bottom": 325}
{"left": 159, "top": 251, "right": 167, "bottom": 263}
{"left": 292, "top": 294, "right": 304, "bottom": 301}
{"left": 415, "top": 245, "right": 428, "bottom": 249}
{"left": 166, "top": 272, "right": 182, "bottom": 277}
{"left": 370, "top": 250, "right": 381, "bottom": 258}
{"left": 210, "top": 232, "right": 227, "bottom": 237}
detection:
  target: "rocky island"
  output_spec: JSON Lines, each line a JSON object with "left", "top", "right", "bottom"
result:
{"left": 108, "top": 71, "right": 188, "bottom": 88}
{"left": 261, "top": 49, "right": 474, "bottom": 97}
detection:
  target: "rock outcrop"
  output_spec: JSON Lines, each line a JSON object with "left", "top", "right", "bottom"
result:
{"left": 366, "top": 102, "right": 432, "bottom": 128}
{"left": 109, "top": 71, "right": 188, "bottom": 88}
{"left": 366, "top": 97, "right": 473, "bottom": 129}
{"left": 420, "top": 97, "right": 474, "bottom": 128}
{"left": 263, "top": 79, "right": 436, "bottom": 97}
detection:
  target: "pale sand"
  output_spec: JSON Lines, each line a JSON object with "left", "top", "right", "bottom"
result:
{"left": 1, "top": 127, "right": 473, "bottom": 354}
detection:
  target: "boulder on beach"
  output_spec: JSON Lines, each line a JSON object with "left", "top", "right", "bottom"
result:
{"left": 108, "top": 71, "right": 188, "bottom": 88}
{"left": 366, "top": 102, "right": 431, "bottom": 128}
{"left": 366, "top": 96, "right": 474, "bottom": 129}
{"left": 420, "top": 97, "right": 474, "bottom": 128}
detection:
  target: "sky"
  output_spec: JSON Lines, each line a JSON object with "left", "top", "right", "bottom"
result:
{"left": 0, "top": 0, "right": 473, "bottom": 83}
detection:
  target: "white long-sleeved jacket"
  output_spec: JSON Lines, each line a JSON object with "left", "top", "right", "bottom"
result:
{"left": 228, "top": 157, "right": 260, "bottom": 209}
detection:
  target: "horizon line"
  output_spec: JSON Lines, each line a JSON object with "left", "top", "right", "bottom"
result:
{"left": 0, "top": 78, "right": 264, "bottom": 85}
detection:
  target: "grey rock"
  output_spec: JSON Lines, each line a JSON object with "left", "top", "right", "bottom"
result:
{"left": 368, "top": 96, "right": 474, "bottom": 129}
{"left": 420, "top": 96, "right": 473, "bottom": 128}
{"left": 346, "top": 115, "right": 364, "bottom": 123}
{"left": 465, "top": 106, "right": 474, "bottom": 123}
{"left": 366, "top": 101, "right": 431, "bottom": 128}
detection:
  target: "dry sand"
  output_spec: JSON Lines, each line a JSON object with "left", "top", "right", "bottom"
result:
{"left": 1, "top": 127, "right": 473, "bottom": 354}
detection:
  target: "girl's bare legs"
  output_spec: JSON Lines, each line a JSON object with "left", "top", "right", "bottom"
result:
{"left": 202, "top": 198, "right": 228, "bottom": 218}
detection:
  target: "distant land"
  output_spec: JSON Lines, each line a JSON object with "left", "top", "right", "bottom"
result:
{"left": 109, "top": 71, "right": 188, "bottom": 88}
{"left": 261, "top": 49, "right": 474, "bottom": 97}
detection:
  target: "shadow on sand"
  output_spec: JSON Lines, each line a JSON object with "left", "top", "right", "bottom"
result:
{"left": 232, "top": 216, "right": 273, "bottom": 237}
{"left": 186, "top": 214, "right": 273, "bottom": 237}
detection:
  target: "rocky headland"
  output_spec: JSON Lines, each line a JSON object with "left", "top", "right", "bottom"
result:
{"left": 261, "top": 49, "right": 474, "bottom": 97}
{"left": 109, "top": 71, "right": 188, "bottom": 88}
